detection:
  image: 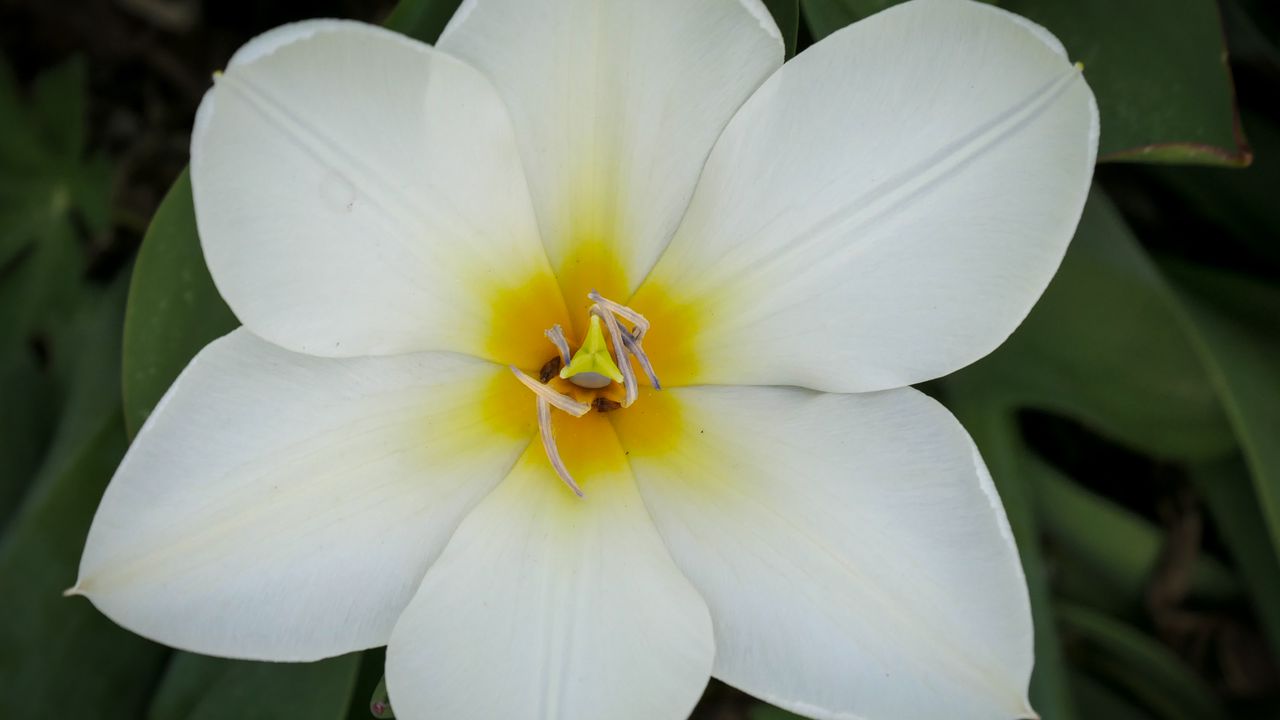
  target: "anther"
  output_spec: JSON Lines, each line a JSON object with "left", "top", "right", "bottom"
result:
{"left": 588, "top": 290, "right": 650, "bottom": 340}
{"left": 537, "top": 397, "right": 583, "bottom": 497}
{"left": 510, "top": 366, "right": 591, "bottom": 417}
{"left": 539, "top": 356, "right": 562, "bottom": 383}
{"left": 591, "top": 304, "right": 638, "bottom": 407}
{"left": 621, "top": 332, "right": 661, "bottom": 390}
{"left": 544, "top": 324, "right": 571, "bottom": 365}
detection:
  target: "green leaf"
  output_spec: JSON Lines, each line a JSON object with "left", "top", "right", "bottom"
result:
{"left": 950, "top": 189, "right": 1235, "bottom": 462}
{"left": 0, "top": 418, "right": 167, "bottom": 719}
{"left": 1145, "top": 110, "right": 1280, "bottom": 267}
{"left": 1005, "top": 0, "right": 1247, "bottom": 165}
{"left": 798, "top": 0, "right": 1250, "bottom": 165}
{"left": 1191, "top": 459, "right": 1280, "bottom": 660}
{"left": 122, "top": 170, "right": 237, "bottom": 437}
{"left": 30, "top": 56, "right": 87, "bottom": 162}
{"left": 1163, "top": 263, "right": 1280, "bottom": 568}
{"left": 1033, "top": 457, "right": 1239, "bottom": 612}
{"left": 0, "top": 219, "right": 82, "bottom": 355}
{"left": 0, "top": 55, "right": 44, "bottom": 170}
{"left": 0, "top": 283, "right": 169, "bottom": 719}
{"left": 1224, "top": 0, "right": 1280, "bottom": 69}
{"left": 1057, "top": 603, "right": 1226, "bottom": 720}
{"left": 148, "top": 653, "right": 361, "bottom": 720}
{"left": 763, "top": 0, "right": 800, "bottom": 58}
{"left": 1071, "top": 670, "right": 1158, "bottom": 720}
{"left": 0, "top": 350, "right": 56, "bottom": 529}
{"left": 383, "top": 0, "right": 462, "bottom": 44}
{"left": 0, "top": 55, "right": 107, "bottom": 323}
{"left": 798, "top": 0, "right": 872, "bottom": 36}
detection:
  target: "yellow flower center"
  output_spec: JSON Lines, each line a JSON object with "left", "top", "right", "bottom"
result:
{"left": 509, "top": 290, "right": 662, "bottom": 496}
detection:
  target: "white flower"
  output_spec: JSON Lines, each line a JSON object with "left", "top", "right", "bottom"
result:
{"left": 71, "top": 0, "right": 1097, "bottom": 718}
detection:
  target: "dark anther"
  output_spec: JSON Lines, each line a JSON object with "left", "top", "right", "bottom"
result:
{"left": 593, "top": 398, "right": 622, "bottom": 413}
{"left": 539, "top": 356, "right": 562, "bottom": 383}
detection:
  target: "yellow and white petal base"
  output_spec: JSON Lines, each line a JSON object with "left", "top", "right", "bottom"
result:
{"left": 633, "top": 0, "right": 1098, "bottom": 392}
{"left": 71, "top": 330, "right": 533, "bottom": 661}
{"left": 612, "top": 384, "right": 1035, "bottom": 720}
{"left": 386, "top": 413, "right": 714, "bottom": 720}
{"left": 438, "top": 0, "right": 783, "bottom": 309}
{"left": 192, "top": 20, "right": 567, "bottom": 366}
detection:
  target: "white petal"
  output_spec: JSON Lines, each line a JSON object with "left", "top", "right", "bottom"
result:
{"left": 612, "top": 385, "right": 1034, "bottom": 720}
{"left": 192, "top": 21, "right": 568, "bottom": 365}
{"left": 438, "top": 0, "right": 782, "bottom": 313}
{"left": 74, "top": 330, "right": 534, "bottom": 661}
{"left": 386, "top": 414, "right": 713, "bottom": 720}
{"left": 632, "top": 0, "right": 1098, "bottom": 392}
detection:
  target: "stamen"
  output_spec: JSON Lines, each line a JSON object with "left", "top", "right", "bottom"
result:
{"left": 591, "top": 304, "right": 638, "bottom": 408}
{"left": 537, "top": 397, "right": 583, "bottom": 497}
{"left": 588, "top": 290, "right": 650, "bottom": 340}
{"left": 621, "top": 332, "right": 661, "bottom": 389}
{"left": 510, "top": 366, "right": 591, "bottom": 417}
{"left": 539, "top": 356, "right": 562, "bottom": 383}
{"left": 516, "top": 292, "right": 664, "bottom": 495}
{"left": 544, "top": 324, "right": 571, "bottom": 365}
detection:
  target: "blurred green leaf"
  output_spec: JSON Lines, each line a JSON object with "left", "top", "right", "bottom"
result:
{"left": 0, "top": 350, "right": 56, "bottom": 529}
{"left": 0, "top": 418, "right": 166, "bottom": 719}
{"left": 0, "top": 282, "right": 169, "bottom": 719}
{"left": 1192, "top": 459, "right": 1280, "bottom": 660}
{"left": 30, "top": 57, "right": 86, "bottom": 163}
{"left": 1226, "top": 0, "right": 1280, "bottom": 69}
{"left": 122, "top": 170, "right": 236, "bottom": 437}
{"left": 1058, "top": 603, "right": 1226, "bottom": 720}
{"left": 383, "top": 0, "right": 462, "bottom": 43}
{"left": 0, "top": 54, "right": 109, "bottom": 365}
{"left": 1071, "top": 670, "right": 1158, "bottom": 720}
{"left": 763, "top": 0, "right": 800, "bottom": 58}
{"left": 1034, "top": 457, "right": 1239, "bottom": 612}
{"left": 2, "top": 256, "right": 122, "bottom": 527}
{"left": 0, "top": 220, "right": 81, "bottom": 355}
{"left": 0, "top": 55, "right": 43, "bottom": 171}
{"left": 949, "top": 189, "right": 1235, "bottom": 462}
{"left": 1146, "top": 110, "right": 1280, "bottom": 267}
{"left": 797, "top": 0, "right": 869, "bottom": 35}
{"left": 148, "top": 653, "right": 361, "bottom": 720}
{"left": 799, "top": 0, "right": 1249, "bottom": 165}
{"left": 1005, "top": 0, "right": 1248, "bottom": 165}
{"left": 1164, "top": 263, "right": 1280, "bottom": 573}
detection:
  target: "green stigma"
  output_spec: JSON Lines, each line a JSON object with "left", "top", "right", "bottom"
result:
{"left": 560, "top": 314, "right": 625, "bottom": 387}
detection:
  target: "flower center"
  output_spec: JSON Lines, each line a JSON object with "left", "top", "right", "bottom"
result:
{"left": 509, "top": 291, "right": 660, "bottom": 497}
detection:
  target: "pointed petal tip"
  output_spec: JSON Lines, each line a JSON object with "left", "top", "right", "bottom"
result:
{"left": 61, "top": 584, "right": 84, "bottom": 598}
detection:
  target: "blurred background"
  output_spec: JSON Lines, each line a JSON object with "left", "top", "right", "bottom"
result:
{"left": 0, "top": 0, "right": 1277, "bottom": 718}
